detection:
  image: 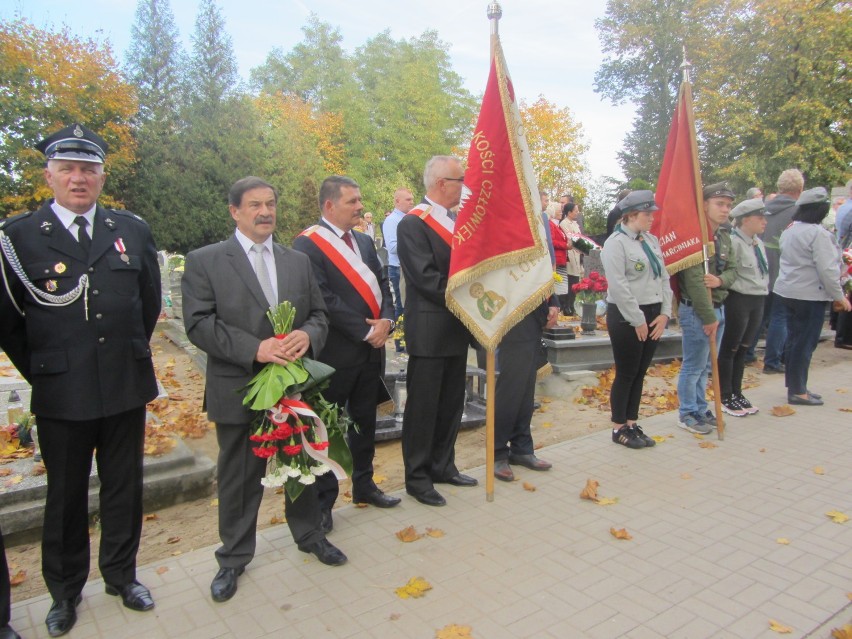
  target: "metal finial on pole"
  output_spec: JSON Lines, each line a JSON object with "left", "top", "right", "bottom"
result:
{"left": 680, "top": 45, "right": 692, "bottom": 83}
{"left": 487, "top": 1, "right": 502, "bottom": 35}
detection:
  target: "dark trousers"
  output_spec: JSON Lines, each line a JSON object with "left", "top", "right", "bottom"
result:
{"left": 779, "top": 297, "right": 827, "bottom": 396}
{"left": 37, "top": 406, "right": 146, "bottom": 600}
{"left": 401, "top": 354, "right": 465, "bottom": 493}
{"left": 719, "top": 292, "right": 766, "bottom": 397}
{"left": 316, "top": 359, "right": 382, "bottom": 511}
{"left": 214, "top": 422, "right": 323, "bottom": 569}
{"left": 607, "top": 303, "right": 662, "bottom": 424}
{"left": 764, "top": 292, "right": 788, "bottom": 369}
{"left": 0, "top": 525, "right": 10, "bottom": 627}
{"left": 495, "top": 311, "right": 545, "bottom": 460}
{"left": 564, "top": 274, "right": 580, "bottom": 315}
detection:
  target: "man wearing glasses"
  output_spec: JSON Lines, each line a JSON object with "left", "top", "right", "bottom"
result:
{"left": 396, "top": 156, "right": 477, "bottom": 507}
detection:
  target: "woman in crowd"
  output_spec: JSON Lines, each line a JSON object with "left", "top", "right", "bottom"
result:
{"left": 601, "top": 191, "right": 672, "bottom": 449}
{"left": 774, "top": 187, "right": 852, "bottom": 405}
{"left": 719, "top": 199, "right": 769, "bottom": 417}
{"left": 548, "top": 204, "right": 570, "bottom": 312}
{"left": 559, "top": 202, "right": 584, "bottom": 315}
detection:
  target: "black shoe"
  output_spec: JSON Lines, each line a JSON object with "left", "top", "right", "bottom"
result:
{"left": 406, "top": 487, "right": 447, "bottom": 507}
{"left": 297, "top": 539, "right": 347, "bottom": 566}
{"left": 105, "top": 579, "right": 154, "bottom": 611}
{"left": 352, "top": 488, "right": 401, "bottom": 508}
{"left": 320, "top": 508, "right": 333, "bottom": 534}
{"left": 788, "top": 394, "right": 823, "bottom": 406}
{"left": 806, "top": 390, "right": 822, "bottom": 400}
{"left": 508, "top": 453, "right": 552, "bottom": 470}
{"left": 210, "top": 566, "right": 243, "bottom": 603}
{"left": 533, "top": 401, "right": 542, "bottom": 410}
{"left": 494, "top": 459, "right": 514, "bottom": 482}
{"left": 0, "top": 625, "right": 20, "bottom": 639}
{"left": 631, "top": 425, "right": 656, "bottom": 447}
{"left": 45, "top": 595, "right": 81, "bottom": 637}
{"left": 442, "top": 473, "right": 478, "bottom": 487}
{"left": 612, "top": 425, "right": 645, "bottom": 449}
{"left": 763, "top": 365, "right": 784, "bottom": 374}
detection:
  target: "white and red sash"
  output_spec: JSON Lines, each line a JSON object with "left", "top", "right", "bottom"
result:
{"left": 300, "top": 225, "right": 381, "bottom": 318}
{"left": 408, "top": 203, "right": 454, "bottom": 247}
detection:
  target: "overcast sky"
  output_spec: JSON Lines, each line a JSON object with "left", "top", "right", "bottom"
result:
{"left": 2, "top": 0, "right": 635, "bottom": 181}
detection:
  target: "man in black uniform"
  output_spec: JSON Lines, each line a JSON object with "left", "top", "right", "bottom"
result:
{"left": 0, "top": 124, "right": 161, "bottom": 637}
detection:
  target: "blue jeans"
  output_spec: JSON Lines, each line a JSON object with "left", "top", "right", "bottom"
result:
{"left": 677, "top": 302, "right": 724, "bottom": 418}
{"left": 779, "top": 297, "right": 826, "bottom": 395}
{"left": 763, "top": 292, "right": 788, "bottom": 369}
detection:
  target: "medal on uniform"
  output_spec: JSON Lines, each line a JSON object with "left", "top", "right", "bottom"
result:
{"left": 54, "top": 262, "right": 66, "bottom": 273}
{"left": 45, "top": 280, "right": 58, "bottom": 292}
{"left": 634, "top": 262, "right": 645, "bottom": 272}
{"left": 114, "top": 237, "right": 130, "bottom": 263}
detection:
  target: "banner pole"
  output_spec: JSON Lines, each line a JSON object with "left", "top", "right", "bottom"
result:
{"left": 485, "top": 350, "right": 496, "bottom": 502}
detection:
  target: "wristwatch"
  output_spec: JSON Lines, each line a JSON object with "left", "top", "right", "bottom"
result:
{"left": 386, "top": 318, "right": 396, "bottom": 331}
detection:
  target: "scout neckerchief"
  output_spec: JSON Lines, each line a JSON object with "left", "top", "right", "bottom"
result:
{"left": 733, "top": 228, "right": 768, "bottom": 276}
{"left": 616, "top": 223, "right": 662, "bottom": 279}
{"left": 408, "top": 203, "right": 454, "bottom": 247}
{"left": 299, "top": 225, "right": 381, "bottom": 318}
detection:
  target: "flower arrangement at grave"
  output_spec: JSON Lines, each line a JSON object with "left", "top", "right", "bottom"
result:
{"left": 242, "top": 302, "right": 353, "bottom": 501}
{"left": 572, "top": 271, "right": 608, "bottom": 304}
{"left": 841, "top": 248, "right": 852, "bottom": 296}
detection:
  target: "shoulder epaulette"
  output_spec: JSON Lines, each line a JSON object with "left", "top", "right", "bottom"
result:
{"left": 0, "top": 210, "right": 33, "bottom": 231}
{"left": 110, "top": 209, "right": 150, "bottom": 226}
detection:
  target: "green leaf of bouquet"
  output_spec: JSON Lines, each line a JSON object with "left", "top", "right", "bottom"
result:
{"left": 285, "top": 477, "right": 305, "bottom": 502}
{"left": 327, "top": 426, "right": 354, "bottom": 477}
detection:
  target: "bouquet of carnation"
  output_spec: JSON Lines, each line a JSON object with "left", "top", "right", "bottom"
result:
{"left": 842, "top": 248, "right": 852, "bottom": 296}
{"left": 568, "top": 233, "right": 602, "bottom": 255}
{"left": 572, "top": 271, "right": 608, "bottom": 304}
{"left": 242, "top": 302, "right": 353, "bottom": 501}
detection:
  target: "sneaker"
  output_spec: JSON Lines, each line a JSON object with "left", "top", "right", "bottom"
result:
{"left": 678, "top": 413, "right": 712, "bottom": 435}
{"left": 631, "top": 424, "right": 655, "bottom": 447}
{"left": 721, "top": 395, "right": 748, "bottom": 417}
{"left": 612, "top": 425, "right": 645, "bottom": 449}
{"left": 735, "top": 393, "right": 759, "bottom": 415}
{"left": 701, "top": 411, "right": 718, "bottom": 429}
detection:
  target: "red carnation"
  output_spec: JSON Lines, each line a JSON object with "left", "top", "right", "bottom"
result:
{"left": 282, "top": 444, "right": 303, "bottom": 456}
{"left": 274, "top": 333, "right": 289, "bottom": 340}
{"left": 309, "top": 441, "right": 330, "bottom": 451}
{"left": 252, "top": 446, "right": 277, "bottom": 459}
{"left": 589, "top": 271, "right": 600, "bottom": 280}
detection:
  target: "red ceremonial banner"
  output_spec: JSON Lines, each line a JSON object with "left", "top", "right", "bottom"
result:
{"left": 650, "top": 80, "right": 709, "bottom": 275}
{"left": 446, "top": 38, "right": 552, "bottom": 350}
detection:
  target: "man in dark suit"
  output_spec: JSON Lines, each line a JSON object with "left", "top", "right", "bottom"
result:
{"left": 397, "top": 155, "right": 477, "bottom": 507}
{"left": 181, "top": 176, "right": 346, "bottom": 605}
{"left": 293, "top": 176, "right": 400, "bottom": 531}
{"left": 0, "top": 124, "right": 160, "bottom": 637}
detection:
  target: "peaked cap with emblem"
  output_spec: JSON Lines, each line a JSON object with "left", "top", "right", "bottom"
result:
{"left": 796, "top": 186, "right": 829, "bottom": 207}
{"left": 36, "top": 123, "right": 108, "bottom": 164}
{"left": 702, "top": 182, "right": 735, "bottom": 200}
{"left": 618, "top": 190, "right": 659, "bottom": 214}
{"left": 730, "top": 198, "right": 766, "bottom": 219}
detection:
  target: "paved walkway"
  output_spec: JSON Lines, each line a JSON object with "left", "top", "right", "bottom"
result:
{"left": 10, "top": 361, "right": 852, "bottom": 639}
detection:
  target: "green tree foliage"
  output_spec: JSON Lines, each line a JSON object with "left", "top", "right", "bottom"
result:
{"left": 0, "top": 19, "right": 137, "bottom": 217}
{"left": 125, "top": 0, "right": 184, "bottom": 124}
{"left": 595, "top": 0, "right": 850, "bottom": 192}
{"left": 251, "top": 17, "right": 477, "bottom": 215}
{"left": 188, "top": 0, "right": 239, "bottom": 110}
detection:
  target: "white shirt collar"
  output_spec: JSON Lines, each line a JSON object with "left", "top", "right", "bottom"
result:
{"left": 321, "top": 217, "right": 350, "bottom": 238}
{"left": 424, "top": 196, "right": 450, "bottom": 219}
{"left": 234, "top": 228, "right": 274, "bottom": 254}
{"left": 51, "top": 201, "right": 96, "bottom": 232}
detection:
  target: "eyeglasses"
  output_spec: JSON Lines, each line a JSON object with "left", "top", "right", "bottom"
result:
{"left": 441, "top": 176, "right": 465, "bottom": 182}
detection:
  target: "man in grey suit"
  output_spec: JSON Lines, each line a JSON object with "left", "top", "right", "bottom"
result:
{"left": 181, "top": 177, "right": 347, "bottom": 604}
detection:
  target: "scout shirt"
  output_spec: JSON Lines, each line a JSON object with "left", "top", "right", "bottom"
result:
{"left": 677, "top": 227, "right": 737, "bottom": 325}
{"left": 601, "top": 226, "right": 673, "bottom": 327}
{"left": 729, "top": 228, "right": 769, "bottom": 296}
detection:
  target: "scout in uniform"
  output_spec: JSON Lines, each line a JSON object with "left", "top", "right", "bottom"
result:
{"left": 601, "top": 190, "right": 673, "bottom": 449}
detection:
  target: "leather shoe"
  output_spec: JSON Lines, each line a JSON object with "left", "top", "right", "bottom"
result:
{"left": 297, "top": 539, "right": 347, "bottom": 566}
{"left": 0, "top": 625, "right": 20, "bottom": 639}
{"left": 442, "top": 473, "right": 478, "bottom": 487}
{"left": 105, "top": 579, "right": 154, "bottom": 611}
{"left": 806, "top": 390, "right": 822, "bottom": 400}
{"left": 353, "top": 488, "right": 401, "bottom": 508}
{"left": 210, "top": 566, "right": 244, "bottom": 603}
{"left": 494, "top": 459, "right": 514, "bottom": 482}
{"left": 45, "top": 594, "right": 81, "bottom": 637}
{"left": 508, "top": 453, "right": 552, "bottom": 471}
{"left": 788, "top": 394, "right": 823, "bottom": 406}
{"left": 763, "top": 365, "right": 784, "bottom": 374}
{"left": 320, "top": 508, "right": 333, "bottom": 534}
{"left": 406, "top": 487, "right": 446, "bottom": 507}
